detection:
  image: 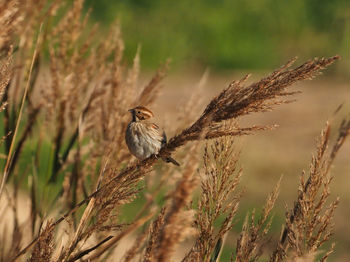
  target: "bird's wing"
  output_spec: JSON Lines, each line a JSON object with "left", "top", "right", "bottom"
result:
{"left": 150, "top": 123, "right": 167, "bottom": 145}
{"left": 145, "top": 122, "right": 167, "bottom": 145}
{"left": 150, "top": 123, "right": 160, "bottom": 130}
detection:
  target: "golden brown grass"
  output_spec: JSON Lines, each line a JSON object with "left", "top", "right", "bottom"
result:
{"left": 271, "top": 120, "right": 349, "bottom": 261}
{"left": 0, "top": 1, "right": 349, "bottom": 262}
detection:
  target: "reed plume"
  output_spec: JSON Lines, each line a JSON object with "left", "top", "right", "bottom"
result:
{"left": 271, "top": 119, "right": 350, "bottom": 261}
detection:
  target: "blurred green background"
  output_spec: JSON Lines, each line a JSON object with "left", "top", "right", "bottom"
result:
{"left": 84, "top": 0, "right": 350, "bottom": 71}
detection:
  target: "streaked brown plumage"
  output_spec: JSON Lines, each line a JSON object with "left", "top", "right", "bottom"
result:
{"left": 125, "top": 106, "right": 180, "bottom": 166}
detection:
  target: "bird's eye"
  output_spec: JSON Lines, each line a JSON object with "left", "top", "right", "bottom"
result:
{"left": 137, "top": 111, "right": 141, "bottom": 114}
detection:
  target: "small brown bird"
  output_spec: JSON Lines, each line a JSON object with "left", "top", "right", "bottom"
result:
{"left": 125, "top": 106, "right": 180, "bottom": 166}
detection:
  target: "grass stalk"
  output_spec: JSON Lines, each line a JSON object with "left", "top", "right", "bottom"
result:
{"left": 0, "top": 24, "right": 43, "bottom": 201}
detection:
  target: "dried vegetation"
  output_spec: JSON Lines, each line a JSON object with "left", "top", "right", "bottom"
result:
{"left": 0, "top": 0, "right": 349, "bottom": 262}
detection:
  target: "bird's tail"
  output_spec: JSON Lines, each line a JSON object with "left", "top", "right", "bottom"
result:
{"left": 165, "top": 156, "right": 180, "bottom": 166}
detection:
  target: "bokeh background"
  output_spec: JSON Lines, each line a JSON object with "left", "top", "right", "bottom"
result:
{"left": 84, "top": 0, "right": 350, "bottom": 73}
{"left": 81, "top": 0, "right": 350, "bottom": 261}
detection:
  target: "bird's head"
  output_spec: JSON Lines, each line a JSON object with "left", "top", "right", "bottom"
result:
{"left": 128, "top": 106, "right": 154, "bottom": 121}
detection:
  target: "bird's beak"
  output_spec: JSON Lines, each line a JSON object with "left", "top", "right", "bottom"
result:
{"left": 128, "top": 109, "right": 133, "bottom": 113}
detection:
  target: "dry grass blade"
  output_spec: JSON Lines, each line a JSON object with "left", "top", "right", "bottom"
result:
{"left": 66, "top": 236, "right": 113, "bottom": 262}
{"left": 28, "top": 221, "right": 55, "bottom": 262}
{"left": 235, "top": 176, "right": 282, "bottom": 262}
{"left": 155, "top": 144, "right": 200, "bottom": 262}
{"left": 183, "top": 137, "right": 242, "bottom": 262}
{"left": 143, "top": 207, "right": 166, "bottom": 262}
{"left": 270, "top": 118, "right": 350, "bottom": 261}
{"left": 0, "top": 23, "right": 43, "bottom": 200}
{"left": 82, "top": 213, "right": 155, "bottom": 261}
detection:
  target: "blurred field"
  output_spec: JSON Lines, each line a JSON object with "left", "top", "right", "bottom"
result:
{"left": 84, "top": 0, "right": 350, "bottom": 72}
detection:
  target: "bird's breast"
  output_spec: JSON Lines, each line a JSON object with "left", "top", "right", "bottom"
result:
{"left": 126, "top": 122, "right": 162, "bottom": 159}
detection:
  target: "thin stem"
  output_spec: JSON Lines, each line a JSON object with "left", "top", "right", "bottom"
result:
{"left": 0, "top": 24, "right": 43, "bottom": 201}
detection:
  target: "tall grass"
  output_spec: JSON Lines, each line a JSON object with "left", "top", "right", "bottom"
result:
{"left": 0, "top": 1, "right": 349, "bottom": 261}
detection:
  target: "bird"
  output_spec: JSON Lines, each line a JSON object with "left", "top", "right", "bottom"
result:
{"left": 125, "top": 106, "right": 180, "bottom": 166}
